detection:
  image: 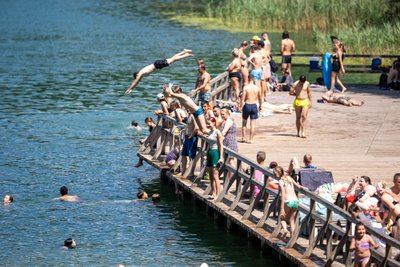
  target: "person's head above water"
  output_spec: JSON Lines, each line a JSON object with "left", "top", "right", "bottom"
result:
{"left": 3, "top": 194, "right": 13, "bottom": 204}
{"left": 64, "top": 238, "right": 76, "bottom": 248}
{"left": 131, "top": 120, "right": 138, "bottom": 127}
{"left": 137, "top": 190, "right": 148, "bottom": 200}
{"left": 60, "top": 186, "right": 68, "bottom": 196}
{"left": 151, "top": 193, "right": 160, "bottom": 203}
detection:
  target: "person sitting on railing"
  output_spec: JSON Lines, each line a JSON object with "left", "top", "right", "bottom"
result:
{"left": 205, "top": 117, "right": 224, "bottom": 200}
{"left": 169, "top": 100, "right": 188, "bottom": 124}
{"left": 164, "top": 84, "right": 209, "bottom": 134}
{"left": 165, "top": 128, "right": 181, "bottom": 170}
{"left": 274, "top": 166, "right": 307, "bottom": 239}
{"left": 124, "top": 49, "right": 193, "bottom": 95}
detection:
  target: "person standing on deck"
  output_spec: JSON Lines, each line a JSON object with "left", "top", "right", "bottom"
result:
{"left": 240, "top": 72, "right": 262, "bottom": 144}
{"left": 290, "top": 75, "right": 312, "bottom": 138}
{"left": 205, "top": 117, "right": 224, "bottom": 200}
{"left": 227, "top": 48, "right": 243, "bottom": 108}
{"left": 280, "top": 31, "right": 295, "bottom": 75}
{"left": 247, "top": 45, "right": 264, "bottom": 89}
{"left": 238, "top": 41, "right": 249, "bottom": 86}
{"left": 192, "top": 64, "right": 211, "bottom": 105}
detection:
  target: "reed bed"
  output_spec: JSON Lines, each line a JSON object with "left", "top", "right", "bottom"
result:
{"left": 200, "top": 0, "right": 400, "bottom": 54}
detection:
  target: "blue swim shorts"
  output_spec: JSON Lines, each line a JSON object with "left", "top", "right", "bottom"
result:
{"left": 242, "top": 103, "right": 259, "bottom": 120}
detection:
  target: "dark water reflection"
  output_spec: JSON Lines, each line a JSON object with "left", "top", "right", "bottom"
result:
{"left": 0, "top": 0, "right": 276, "bottom": 266}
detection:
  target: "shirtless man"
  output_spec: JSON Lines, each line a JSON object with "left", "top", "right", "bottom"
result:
{"left": 247, "top": 45, "right": 264, "bottom": 88}
{"left": 240, "top": 73, "right": 262, "bottom": 143}
{"left": 192, "top": 64, "right": 211, "bottom": 105}
{"left": 387, "top": 173, "right": 400, "bottom": 203}
{"left": 290, "top": 75, "right": 312, "bottom": 138}
{"left": 56, "top": 186, "right": 79, "bottom": 202}
{"left": 164, "top": 84, "right": 208, "bottom": 133}
{"left": 280, "top": 31, "right": 295, "bottom": 75}
{"left": 321, "top": 92, "right": 364, "bottom": 106}
{"left": 124, "top": 49, "right": 193, "bottom": 95}
{"left": 212, "top": 105, "right": 224, "bottom": 129}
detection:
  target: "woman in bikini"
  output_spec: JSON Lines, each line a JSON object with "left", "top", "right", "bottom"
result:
{"left": 289, "top": 75, "right": 312, "bottom": 138}
{"left": 274, "top": 166, "right": 306, "bottom": 239}
{"left": 227, "top": 48, "right": 243, "bottom": 108}
{"left": 350, "top": 222, "right": 379, "bottom": 267}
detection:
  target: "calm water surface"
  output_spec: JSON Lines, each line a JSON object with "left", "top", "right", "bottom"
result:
{"left": 0, "top": 0, "right": 276, "bottom": 266}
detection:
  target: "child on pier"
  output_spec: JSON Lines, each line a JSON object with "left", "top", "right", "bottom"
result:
{"left": 274, "top": 166, "right": 306, "bottom": 239}
{"left": 350, "top": 222, "right": 379, "bottom": 267}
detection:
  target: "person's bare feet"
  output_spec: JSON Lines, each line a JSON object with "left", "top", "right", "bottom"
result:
{"left": 183, "top": 49, "right": 192, "bottom": 53}
{"left": 342, "top": 87, "right": 347, "bottom": 93}
{"left": 360, "top": 100, "right": 365, "bottom": 106}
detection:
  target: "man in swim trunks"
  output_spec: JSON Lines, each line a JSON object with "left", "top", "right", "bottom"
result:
{"left": 321, "top": 92, "right": 364, "bottom": 106}
{"left": 125, "top": 49, "right": 193, "bottom": 95}
{"left": 240, "top": 72, "right": 262, "bottom": 144}
{"left": 164, "top": 84, "right": 208, "bottom": 134}
{"left": 280, "top": 31, "right": 295, "bottom": 76}
{"left": 289, "top": 75, "right": 312, "bottom": 138}
{"left": 193, "top": 64, "right": 211, "bottom": 105}
{"left": 247, "top": 45, "right": 264, "bottom": 88}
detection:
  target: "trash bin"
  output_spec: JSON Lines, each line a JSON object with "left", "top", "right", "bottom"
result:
{"left": 309, "top": 56, "right": 319, "bottom": 70}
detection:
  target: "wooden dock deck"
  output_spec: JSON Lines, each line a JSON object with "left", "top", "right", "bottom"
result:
{"left": 232, "top": 85, "right": 400, "bottom": 183}
{"left": 136, "top": 73, "right": 400, "bottom": 266}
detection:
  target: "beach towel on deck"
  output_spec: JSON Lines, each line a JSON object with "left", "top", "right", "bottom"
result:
{"left": 298, "top": 169, "right": 334, "bottom": 191}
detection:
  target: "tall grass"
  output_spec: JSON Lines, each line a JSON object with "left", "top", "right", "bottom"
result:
{"left": 313, "top": 21, "right": 400, "bottom": 55}
{"left": 205, "top": 0, "right": 394, "bottom": 31}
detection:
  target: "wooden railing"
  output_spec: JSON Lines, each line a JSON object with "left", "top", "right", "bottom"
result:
{"left": 138, "top": 114, "right": 400, "bottom": 267}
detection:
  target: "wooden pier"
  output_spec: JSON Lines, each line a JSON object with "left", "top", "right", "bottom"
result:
{"left": 137, "top": 72, "right": 400, "bottom": 266}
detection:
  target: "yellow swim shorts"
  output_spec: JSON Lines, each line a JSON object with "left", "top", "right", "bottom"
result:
{"left": 293, "top": 98, "right": 310, "bottom": 108}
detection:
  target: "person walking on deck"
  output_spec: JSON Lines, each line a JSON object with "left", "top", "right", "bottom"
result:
{"left": 290, "top": 75, "right": 312, "bottom": 138}
{"left": 240, "top": 73, "right": 262, "bottom": 144}
{"left": 125, "top": 49, "right": 193, "bottom": 95}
